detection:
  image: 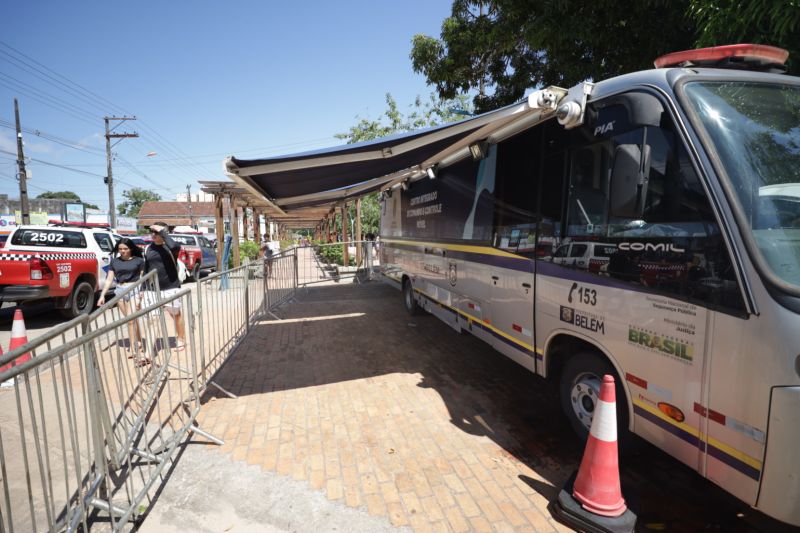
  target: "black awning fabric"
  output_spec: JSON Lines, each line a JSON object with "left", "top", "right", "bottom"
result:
{"left": 229, "top": 119, "right": 484, "bottom": 200}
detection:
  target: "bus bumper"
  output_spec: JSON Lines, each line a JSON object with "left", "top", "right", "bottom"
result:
{"left": 756, "top": 386, "right": 800, "bottom": 527}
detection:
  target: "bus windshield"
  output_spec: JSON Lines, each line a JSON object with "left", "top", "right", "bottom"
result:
{"left": 683, "top": 81, "right": 800, "bottom": 290}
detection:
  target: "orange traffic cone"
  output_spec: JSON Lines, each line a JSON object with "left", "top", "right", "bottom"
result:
{"left": 550, "top": 374, "right": 636, "bottom": 533}
{"left": 2, "top": 309, "right": 31, "bottom": 370}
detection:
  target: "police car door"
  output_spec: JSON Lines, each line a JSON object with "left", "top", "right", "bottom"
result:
{"left": 92, "top": 232, "right": 115, "bottom": 285}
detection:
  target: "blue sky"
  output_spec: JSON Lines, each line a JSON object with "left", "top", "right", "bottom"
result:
{"left": 0, "top": 0, "right": 453, "bottom": 211}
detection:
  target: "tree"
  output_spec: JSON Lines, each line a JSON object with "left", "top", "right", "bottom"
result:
{"left": 411, "top": 0, "right": 696, "bottom": 113}
{"left": 335, "top": 92, "right": 473, "bottom": 144}
{"left": 334, "top": 93, "right": 472, "bottom": 237}
{"left": 689, "top": 0, "right": 800, "bottom": 71}
{"left": 410, "top": 1, "right": 800, "bottom": 113}
{"left": 117, "top": 187, "right": 162, "bottom": 217}
{"left": 36, "top": 191, "right": 99, "bottom": 209}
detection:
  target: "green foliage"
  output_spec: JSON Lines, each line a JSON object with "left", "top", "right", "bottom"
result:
{"left": 317, "top": 244, "right": 355, "bottom": 267}
{"left": 335, "top": 92, "right": 473, "bottom": 144}
{"left": 333, "top": 92, "right": 467, "bottom": 240}
{"left": 689, "top": 0, "right": 800, "bottom": 71}
{"left": 117, "top": 187, "right": 162, "bottom": 217}
{"left": 413, "top": 1, "right": 800, "bottom": 112}
{"left": 36, "top": 190, "right": 99, "bottom": 210}
{"left": 227, "top": 240, "right": 260, "bottom": 268}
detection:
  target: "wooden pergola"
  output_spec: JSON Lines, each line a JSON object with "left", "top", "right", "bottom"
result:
{"left": 199, "top": 180, "right": 364, "bottom": 268}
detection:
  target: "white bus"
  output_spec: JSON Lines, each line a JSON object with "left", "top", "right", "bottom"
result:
{"left": 379, "top": 45, "right": 800, "bottom": 526}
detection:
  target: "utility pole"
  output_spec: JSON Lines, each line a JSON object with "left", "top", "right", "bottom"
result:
{"left": 14, "top": 99, "right": 30, "bottom": 225}
{"left": 186, "top": 184, "right": 195, "bottom": 229}
{"left": 104, "top": 116, "right": 138, "bottom": 228}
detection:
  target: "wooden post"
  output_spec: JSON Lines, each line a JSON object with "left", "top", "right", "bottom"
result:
{"left": 230, "top": 195, "right": 241, "bottom": 268}
{"left": 242, "top": 207, "right": 250, "bottom": 242}
{"left": 355, "top": 197, "right": 362, "bottom": 265}
{"left": 341, "top": 203, "right": 349, "bottom": 266}
{"left": 214, "top": 193, "right": 224, "bottom": 271}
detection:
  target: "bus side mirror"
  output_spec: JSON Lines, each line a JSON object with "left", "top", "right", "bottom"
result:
{"left": 610, "top": 144, "right": 651, "bottom": 219}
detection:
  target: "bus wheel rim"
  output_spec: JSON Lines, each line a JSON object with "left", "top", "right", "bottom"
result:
{"left": 570, "top": 372, "right": 601, "bottom": 431}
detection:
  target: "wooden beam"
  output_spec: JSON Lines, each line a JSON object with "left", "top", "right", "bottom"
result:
{"left": 215, "top": 194, "right": 224, "bottom": 271}
{"left": 341, "top": 203, "right": 349, "bottom": 266}
{"left": 230, "top": 195, "right": 241, "bottom": 268}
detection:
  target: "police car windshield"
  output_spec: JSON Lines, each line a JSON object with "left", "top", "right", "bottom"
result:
{"left": 683, "top": 81, "right": 800, "bottom": 290}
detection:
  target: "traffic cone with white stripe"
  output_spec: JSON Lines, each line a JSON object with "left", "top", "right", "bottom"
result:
{"left": 551, "top": 374, "right": 636, "bottom": 533}
{"left": 1, "top": 310, "right": 31, "bottom": 388}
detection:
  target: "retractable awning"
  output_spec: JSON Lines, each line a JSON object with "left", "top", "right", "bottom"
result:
{"left": 224, "top": 98, "right": 545, "bottom": 210}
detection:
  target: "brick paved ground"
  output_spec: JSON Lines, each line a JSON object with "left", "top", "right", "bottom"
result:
{"left": 193, "top": 281, "right": 792, "bottom": 533}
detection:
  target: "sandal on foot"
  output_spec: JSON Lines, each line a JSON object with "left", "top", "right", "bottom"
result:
{"left": 135, "top": 357, "right": 151, "bottom": 367}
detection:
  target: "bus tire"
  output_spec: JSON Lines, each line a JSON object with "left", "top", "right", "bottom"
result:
{"left": 402, "top": 278, "right": 422, "bottom": 316}
{"left": 59, "top": 281, "right": 95, "bottom": 319}
{"left": 559, "top": 351, "right": 632, "bottom": 451}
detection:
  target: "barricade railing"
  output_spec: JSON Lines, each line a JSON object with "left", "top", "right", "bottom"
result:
{"left": 0, "top": 270, "right": 220, "bottom": 531}
{"left": 294, "top": 241, "right": 377, "bottom": 288}
{"left": 0, "top": 246, "right": 306, "bottom": 531}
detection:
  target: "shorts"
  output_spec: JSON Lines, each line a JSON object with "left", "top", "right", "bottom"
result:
{"left": 141, "top": 288, "right": 183, "bottom": 312}
{"left": 116, "top": 282, "right": 141, "bottom": 303}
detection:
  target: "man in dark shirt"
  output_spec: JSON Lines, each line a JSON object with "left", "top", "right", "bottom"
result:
{"left": 144, "top": 222, "right": 185, "bottom": 350}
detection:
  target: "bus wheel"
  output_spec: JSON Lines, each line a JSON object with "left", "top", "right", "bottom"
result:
{"left": 402, "top": 278, "right": 422, "bottom": 316}
{"left": 559, "top": 352, "right": 629, "bottom": 444}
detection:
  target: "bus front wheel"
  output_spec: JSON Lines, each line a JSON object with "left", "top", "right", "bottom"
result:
{"left": 402, "top": 278, "right": 422, "bottom": 316}
{"left": 559, "top": 352, "right": 630, "bottom": 447}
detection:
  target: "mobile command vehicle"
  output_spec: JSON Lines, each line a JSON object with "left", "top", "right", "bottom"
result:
{"left": 379, "top": 45, "right": 800, "bottom": 526}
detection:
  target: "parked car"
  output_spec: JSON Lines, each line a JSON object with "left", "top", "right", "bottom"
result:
{"left": 169, "top": 233, "right": 217, "bottom": 281}
{"left": 0, "top": 225, "right": 118, "bottom": 317}
{"left": 552, "top": 241, "right": 617, "bottom": 272}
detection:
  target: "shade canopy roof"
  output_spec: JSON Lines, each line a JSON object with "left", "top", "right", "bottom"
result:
{"left": 219, "top": 95, "right": 555, "bottom": 228}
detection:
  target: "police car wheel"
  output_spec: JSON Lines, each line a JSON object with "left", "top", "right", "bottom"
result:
{"left": 60, "top": 281, "right": 95, "bottom": 319}
{"left": 191, "top": 263, "right": 200, "bottom": 282}
{"left": 559, "top": 352, "right": 632, "bottom": 451}
{"left": 403, "top": 279, "right": 422, "bottom": 316}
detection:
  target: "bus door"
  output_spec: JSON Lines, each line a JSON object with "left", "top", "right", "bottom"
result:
{"left": 487, "top": 127, "right": 542, "bottom": 369}
{"left": 489, "top": 258, "right": 536, "bottom": 369}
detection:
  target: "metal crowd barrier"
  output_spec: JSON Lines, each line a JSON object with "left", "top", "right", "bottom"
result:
{"left": 293, "top": 241, "right": 377, "bottom": 287}
{"left": 0, "top": 270, "right": 222, "bottom": 531}
{"left": 0, "top": 245, "right": 309, "bottom": 531}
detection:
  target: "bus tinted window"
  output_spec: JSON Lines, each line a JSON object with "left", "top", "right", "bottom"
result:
{"left": 542, "top": 101, "right": 744, "bottom": 313}
{"left": 493, "top": 127, "right": 540, "bottom": 255}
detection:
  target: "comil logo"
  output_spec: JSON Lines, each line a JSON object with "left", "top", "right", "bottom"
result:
{"left": 619, "top": 242, "right": 685, "bottom": 253}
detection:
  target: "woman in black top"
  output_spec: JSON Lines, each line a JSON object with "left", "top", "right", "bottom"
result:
{"left": 98, "top": 238, "right": 146, "bottom": 357}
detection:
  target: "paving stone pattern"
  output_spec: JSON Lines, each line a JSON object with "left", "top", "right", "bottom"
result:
{"left": 194, "top": 282, "right": 788, "bottom": 533}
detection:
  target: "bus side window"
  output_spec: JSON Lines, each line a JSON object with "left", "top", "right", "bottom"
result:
{"left": 537, "top": 119, "right": 569, "bottom": 259}
{"left": 492, "top": 126, "right": 541, "bottom": 256}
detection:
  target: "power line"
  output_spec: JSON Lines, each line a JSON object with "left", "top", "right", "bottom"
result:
{"left": 0, "top": 117, "right": 105, "bottom": 155}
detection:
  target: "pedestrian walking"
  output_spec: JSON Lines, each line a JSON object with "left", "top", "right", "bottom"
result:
{"left": 98, "top": 238, "right": 146, "bottom": 358}
{"left": 142, "top": 223, "right": 186, "bottom": 358}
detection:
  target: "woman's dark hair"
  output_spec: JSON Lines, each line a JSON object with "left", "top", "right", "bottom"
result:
{"left": 115, "top": 237, "right": 144, "bottom": 258}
